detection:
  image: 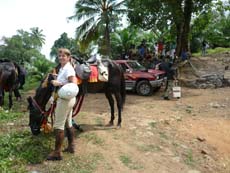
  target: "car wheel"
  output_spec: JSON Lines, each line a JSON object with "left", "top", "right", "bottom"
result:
{"left": 136, "top": 80, "right": 153, "bottom": 96}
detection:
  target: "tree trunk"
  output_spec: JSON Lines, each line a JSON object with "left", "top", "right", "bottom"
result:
{"left": 105, "top": 22, "right": 111, "bottom": 57}
{"left": 175, "top": 0, "right": 193, "bottom": 57}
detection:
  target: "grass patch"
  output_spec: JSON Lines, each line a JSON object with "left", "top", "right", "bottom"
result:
{"left": 149, "top": 121, "right": 157, "bottom": 128}
{"left": 193, "top": 47, "right": 230, "bottom": 57}
{"left": 119, "top": 154, "right": 143, "bottom": 170}
{"left": 38, "top": 152, "right": 104, "bottom": 173}
{"left": 0, "top": 110, "right": 24, "bottom": 123}
{"left": 78, "top": 111, "right": 88, "bottom": 117}
{"left": 184, "top": 149, "right": 195, "bottom": 166}
{"left": 23, "top": 77, "right": 40, "bottom": 92}
{"left": 138, "top": 144, "right": 161, "bottom": 152}
{"left": 81, "top": 132, "right": 104, "bottom": 145}
{"left": 0, "top": 131, "right": 54, "bottom": 172}
{"left": 159, "top": 131, "right": 168, "bottom": 139}
{"left": 95, "top": 117, "right": 104, "bottom": 126}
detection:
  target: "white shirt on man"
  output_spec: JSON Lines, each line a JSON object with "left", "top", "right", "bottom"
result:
{"left": 57, "top": 62, "right": 76, "bottom": 85}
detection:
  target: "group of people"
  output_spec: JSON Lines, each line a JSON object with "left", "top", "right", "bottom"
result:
{"left": 121, "top": 40, "right": 177, "bottom": 67}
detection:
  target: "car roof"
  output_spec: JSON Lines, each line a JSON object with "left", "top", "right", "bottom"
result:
{"left": 115, "top": 60, "right": 137, "bottom": 63}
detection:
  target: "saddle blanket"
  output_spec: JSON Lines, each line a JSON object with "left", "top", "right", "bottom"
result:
{"left": 77, "top": 65, "right": 108, "bottom": 85}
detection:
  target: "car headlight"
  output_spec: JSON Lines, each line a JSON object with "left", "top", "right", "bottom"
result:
{"left": 155, "top": 75, "right": 159, "bottom": 80}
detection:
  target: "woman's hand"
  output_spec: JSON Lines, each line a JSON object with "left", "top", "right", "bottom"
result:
{"left": 51, "top": 80, "right": 62, "bottom": 86}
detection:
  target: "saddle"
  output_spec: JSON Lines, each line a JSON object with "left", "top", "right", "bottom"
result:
{"left": 74, "top": 57, "right": 109, "bottom": 82}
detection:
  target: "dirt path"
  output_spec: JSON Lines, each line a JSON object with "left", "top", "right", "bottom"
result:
{"left": 28, "top": 87, "right": 230, "bottom": 173}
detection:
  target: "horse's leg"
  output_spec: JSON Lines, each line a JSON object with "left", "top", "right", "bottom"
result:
{"left": 2, "top": 90, "right": 4, "bottom": 106}
{"left": 114, "top": 92, "right": 122, "bottom": 128}
{"left": 105, "top": 90, "right": 115, "bottom": 126}
{"left": 14, "top": 89, "right": 21, "bottom": 101}
{"left": 0, "top": 88, "right": 3, "bottom": 108}
{"left": 9, "top": 90, "right": 13, "bottom": 110}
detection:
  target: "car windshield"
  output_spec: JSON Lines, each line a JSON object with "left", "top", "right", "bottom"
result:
{"left": 127, "top": 61, "right": 146, "bottom": 71}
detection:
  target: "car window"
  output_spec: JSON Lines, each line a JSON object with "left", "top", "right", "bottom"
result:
{"left": 127, "top": 61, "right": 146, "bottom": 71}
{"left": 120, "top": 63, "right": 128, "bottom": 71}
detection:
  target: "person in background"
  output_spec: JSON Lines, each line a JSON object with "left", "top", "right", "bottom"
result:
{"left": 138, "top": 43, "right": 146, "bottom": 62}
{"left": 170, "top": 42, "right": 176, "bottom": 60}
{"left": 202, "top": 40, "right": 207, "bottom": 56}
{"left": 158, "top": 41, "right": 164, "bottom": 56}
{"left": 18, "top": 63, "right": 27, "bottom": 89}
{"left": 159, "top": 58, "right": 177, "bottom": 100}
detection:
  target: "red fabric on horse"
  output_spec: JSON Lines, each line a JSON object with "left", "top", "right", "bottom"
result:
{"left": 77, "top": 65, "right": 98, "bottom": 84}
{"left": 89, "top": 65, "right": 98, "bottom": 83}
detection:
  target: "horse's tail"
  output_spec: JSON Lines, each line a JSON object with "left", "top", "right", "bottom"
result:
{"left": 120, "top": 67, "right": 126, "bottom": 109}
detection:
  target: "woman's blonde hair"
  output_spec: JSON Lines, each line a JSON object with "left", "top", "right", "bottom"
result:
{"left": 58, "top": 48, "right": 71, "bottom": 57}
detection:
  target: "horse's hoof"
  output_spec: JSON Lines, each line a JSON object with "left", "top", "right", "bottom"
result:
{"left": 105, "top": 122, "right": 114, "bottom": 127}
{"left": 116, "top": 124, "right": 121, "bottom": 129}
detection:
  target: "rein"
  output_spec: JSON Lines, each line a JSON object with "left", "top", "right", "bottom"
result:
{"left": 30, "top": 96, "right": 56, "bottom": 117}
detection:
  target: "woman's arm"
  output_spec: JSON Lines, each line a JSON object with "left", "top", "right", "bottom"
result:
{"left": 68, "top": 76, "right": 78, "bottom": 85}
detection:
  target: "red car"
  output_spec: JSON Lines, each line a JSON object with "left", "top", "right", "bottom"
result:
{"left": 115, "top": 60, "right": 165, "bottom": 96}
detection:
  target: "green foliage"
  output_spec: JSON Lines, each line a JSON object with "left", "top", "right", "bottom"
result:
{"left": 69, "top": 0, "right": 127, "bottom": 56}
{"left": 50, "top": 32, "right": 83, "bottom": 61}
{"left": 111, "top": 27, "right": 159, "bottom": 58}
{"left": 28, "top": 57, "right": 55, "bottom": 81}
{"left": 0, "top": 28, "right": 45, "bottom": 63}
{"left": 193, "top": 47, "right": 230, "bottom": 57}
{"left": 0, "top": 131, "right": 54, "bottom": 172}
{"left": 0, "top": 110, "right": 23, "bottom": 123}
{"left": 127, "top": 0, "right": 213, "bottom": 55}
{"left": 191, "top": 1, "right": 230, "bottom": 52}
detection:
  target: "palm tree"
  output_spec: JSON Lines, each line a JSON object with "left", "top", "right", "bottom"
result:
{"left": 69, "top": 0, "right": 127, "bottom": 57}
{"left": 30, "top": 27, "right": 46, "bottom": 49}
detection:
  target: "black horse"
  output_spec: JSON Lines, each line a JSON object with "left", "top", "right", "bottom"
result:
{"left": 27, "top": 59, "right": 126, "bottom": 135}
{"left": 0, "top": 59, "right": 22, "bottom": 109}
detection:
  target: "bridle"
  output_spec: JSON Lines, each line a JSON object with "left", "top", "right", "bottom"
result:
{"left": 29, "top": 96, "right": 56, "bottom": 125}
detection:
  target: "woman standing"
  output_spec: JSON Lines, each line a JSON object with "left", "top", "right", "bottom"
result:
{"left": 47, "top": 48, "right": 78, "bottom": 161}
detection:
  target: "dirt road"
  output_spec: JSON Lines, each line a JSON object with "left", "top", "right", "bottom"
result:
{"left": 29, "top": 87, "right": 230, "bottom": 173}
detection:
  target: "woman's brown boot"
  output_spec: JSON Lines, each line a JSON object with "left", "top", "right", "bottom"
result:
{"left": 63, "top": 127, "right": 75, "bottom": 153}
{"left": 47, "top": 129, "right": 64, "bottom": 160}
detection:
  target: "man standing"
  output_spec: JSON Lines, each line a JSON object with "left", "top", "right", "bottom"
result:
{"left": 202, "top": 40, "right": 207, "bottom": 56}
{"left": 159, "top": 59, "right": 177, "bottom": 100}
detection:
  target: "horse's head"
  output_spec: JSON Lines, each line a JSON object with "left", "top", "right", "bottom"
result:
{"left": 27, "top": 73, "right": 56, "bottom": 135}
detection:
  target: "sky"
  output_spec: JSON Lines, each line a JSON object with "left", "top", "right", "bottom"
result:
{"left": 0, "top": 0, "right": 77, "bottom": 60}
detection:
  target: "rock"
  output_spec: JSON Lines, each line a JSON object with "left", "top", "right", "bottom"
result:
{"left": 172, "top": 156, "right": 180, "bottom": 162}
{"left": 201, "top": 149, "right": 208, "bottom": 155}
{"left": 188, "top": 170, "right": 201, "bottom": 173}
{"left": 197, "top": 136, "right": 206, "bottom": 142}
{"left": 164, "top": 119, "right": 170, "bottom": 125}
{"left": 199, "top": 83, "right": 207, "bottom": 89}
{"left": 209, "top": 102, "right": 221, "bottom": 108}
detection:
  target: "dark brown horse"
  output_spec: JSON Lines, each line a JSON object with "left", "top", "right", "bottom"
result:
{"left": 27, "top": 59, "right": 126, "bottom": 135}
{"left": 0, "top": 59, "right": 22, "bottom": 109}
